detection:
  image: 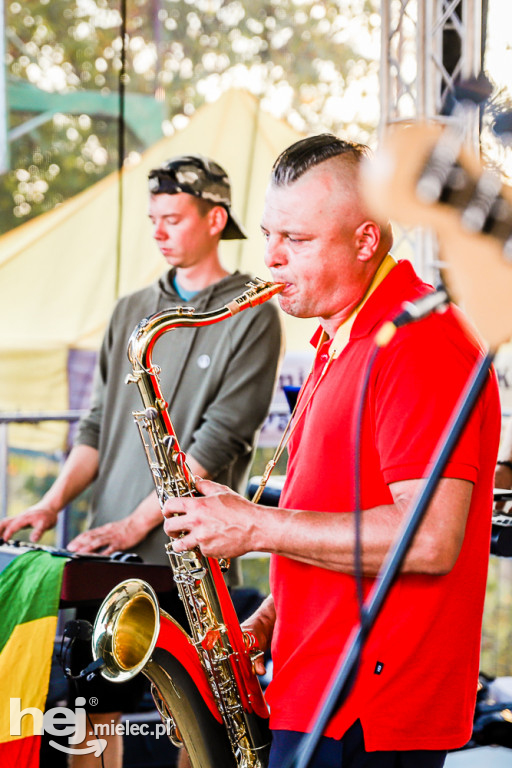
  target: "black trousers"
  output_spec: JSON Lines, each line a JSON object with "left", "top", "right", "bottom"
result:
{"left": 269, "top": 722, "right": 447, "bottom": 768}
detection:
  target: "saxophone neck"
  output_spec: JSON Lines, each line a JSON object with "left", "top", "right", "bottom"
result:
{"left": 127, "top": 278, "right": 283, "bottom": 372}
{"left": 225, "top": 279, "right": 285, "bottom": 314}
{"left": 125, "top": 277, "right": 284, "bottom": 503}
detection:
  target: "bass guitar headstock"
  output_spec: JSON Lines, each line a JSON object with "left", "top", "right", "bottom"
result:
{"left": 362, "top": 120, "right": 512, "bottom": 351}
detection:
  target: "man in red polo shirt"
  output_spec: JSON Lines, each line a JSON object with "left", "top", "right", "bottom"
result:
{"left": 162, "top": 134, "right": 501, "bottom": 768}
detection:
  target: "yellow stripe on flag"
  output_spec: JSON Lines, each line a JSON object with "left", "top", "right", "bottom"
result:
{"left": 0, "top": 615, "right": 58, "bottom": 741}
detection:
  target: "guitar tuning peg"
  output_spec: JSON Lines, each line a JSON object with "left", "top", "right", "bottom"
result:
{"left": 452, "top": 73, "right": 493, "bottom": 107}
{"left": 492, "top": 111, "right": 512, "bottom": 142}
{"left": 441, "top": 73, "right": 493, "bottom": 118}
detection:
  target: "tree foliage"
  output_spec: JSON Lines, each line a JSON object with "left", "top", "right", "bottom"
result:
{"left": 1, "top": 0, "right": 380, "bottom": 233}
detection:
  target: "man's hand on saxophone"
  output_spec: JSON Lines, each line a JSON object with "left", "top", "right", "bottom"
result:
{"left": 162, "top": 477, "right": 262, "bottom": 559}
{"left": 240, "top": 594, "right": 276, "bottom": 676}
{"left": 162, "top": 476, "right": 276, "bottom": 679}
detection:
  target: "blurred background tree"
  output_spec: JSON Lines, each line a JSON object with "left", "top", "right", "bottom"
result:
{"left": 1, "top": 0, "right": 380, "bottom": 234}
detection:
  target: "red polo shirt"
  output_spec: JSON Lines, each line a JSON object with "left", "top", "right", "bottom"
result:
{"left": 267, "top": 260, "right": 500, "bottom": 750}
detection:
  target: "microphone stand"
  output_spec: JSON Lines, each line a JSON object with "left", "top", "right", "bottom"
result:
{"left": 287, "top": 349, "right": 495, "bottom": 768}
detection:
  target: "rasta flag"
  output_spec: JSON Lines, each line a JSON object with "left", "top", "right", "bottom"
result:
{"left": 0, "top": 551, "right": 66, "bottom": 767}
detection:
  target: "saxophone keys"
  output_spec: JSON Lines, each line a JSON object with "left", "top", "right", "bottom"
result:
{"left": 175, "top": 306, "right": 195, "bottom": 315}
{"left": 201, "top": 628, "right": 222, "bottom": 650}
{"left": 151, "top": 686, "right": 183, "bottom": 747}
{"left": 169, "top": 724, "right": 184, "bottom": 749}
{"left": 242, "top": 631, "right": 258, "bottom": 651}
{"left": 249, "top": 650, "right": 265, "bottom": 677}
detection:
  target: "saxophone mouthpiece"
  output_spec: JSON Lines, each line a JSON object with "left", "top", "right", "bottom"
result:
{"left": 227, "top": 278, "right": 285, "bottom": 314}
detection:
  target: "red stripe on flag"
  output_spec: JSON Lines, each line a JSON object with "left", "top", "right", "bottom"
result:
{"left": 0, "top": 734, "right": 41, "bottom": 768}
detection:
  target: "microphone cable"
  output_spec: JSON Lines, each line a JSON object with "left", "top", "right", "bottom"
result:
{"left": 56, "top": 619, "right": 106, "bottom": 768}
{"left": 353, "top": 344, "right": 381, "bottom": 630}
{"left": 288, "top": 291, "right": 448, "bottom": 768}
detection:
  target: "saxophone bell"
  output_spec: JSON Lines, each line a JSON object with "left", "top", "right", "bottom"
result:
{"left": 92, "top": 579, "right": 240, "bottom": 767}
{"left": 92, "top": 579, "right": 159, "bottom": 682}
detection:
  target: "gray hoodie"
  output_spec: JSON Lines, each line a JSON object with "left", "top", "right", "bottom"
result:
{"left": 76, "top": 269, "right": 283, "bottom": 569}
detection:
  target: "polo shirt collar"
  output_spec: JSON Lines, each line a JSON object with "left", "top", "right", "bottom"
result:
{"left": 311, "top": 254, "right": 397, "bottom": 346}
{"left": 310, "top": 259, "right": 430, "bottom": 351}
{"left": 351, "top": 259, "right": 429, "bottom": 339}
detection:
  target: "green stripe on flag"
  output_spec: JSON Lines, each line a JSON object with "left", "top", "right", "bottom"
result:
{"left": 0, "top": 551, "right": 66, "bottom": 654}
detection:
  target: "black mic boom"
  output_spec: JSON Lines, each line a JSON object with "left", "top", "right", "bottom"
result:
{"left": 376, "top": 288, "right": 449, "bottom": 347}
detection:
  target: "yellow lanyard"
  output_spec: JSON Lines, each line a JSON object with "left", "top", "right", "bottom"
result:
{"left": 251, "top": 254, "right": 396, "bottom": 504}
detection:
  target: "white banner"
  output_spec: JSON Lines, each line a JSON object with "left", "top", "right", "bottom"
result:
{"left": 259, "top": 350, "right": 314, "bottom": 448}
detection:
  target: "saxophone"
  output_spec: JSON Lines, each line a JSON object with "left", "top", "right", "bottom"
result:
{"left": 91, "top": 278, "right": 283, "bottom": 768}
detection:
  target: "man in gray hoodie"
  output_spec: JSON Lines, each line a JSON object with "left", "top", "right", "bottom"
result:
{"left": 0, "top": 154, "right": 283, "bottom": 767}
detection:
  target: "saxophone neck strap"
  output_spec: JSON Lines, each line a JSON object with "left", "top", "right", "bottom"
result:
{"left": 251, "top": 254, "right": 396, "bottom": 505}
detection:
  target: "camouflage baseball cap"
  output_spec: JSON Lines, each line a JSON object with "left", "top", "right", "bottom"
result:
{"left": 148, "top": 154, "right": 247, "bottom": 240}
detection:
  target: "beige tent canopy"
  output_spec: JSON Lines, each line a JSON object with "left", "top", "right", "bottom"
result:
{"left": 0, "top": 89, "right": 315, "bottom": 451}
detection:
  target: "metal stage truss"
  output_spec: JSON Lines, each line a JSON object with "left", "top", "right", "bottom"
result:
{"left": 379, "top": 0, "right": 486, "bottom": 284}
